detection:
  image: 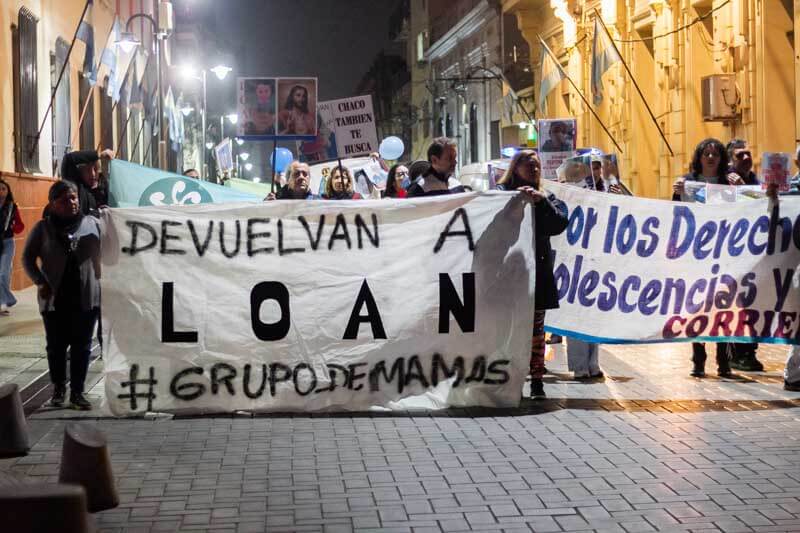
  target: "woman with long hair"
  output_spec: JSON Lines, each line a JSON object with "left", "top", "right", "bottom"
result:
{"left": 383, "top": 164, "right": 409, "bottom": 198}
{"left": 495, "top": 150, "right": 569, "bottom": 399}
{"left": 323, "top": 166, "right": 362, "bottom": 200}
{"left": 0, "top": 179, "right": 24, "bottom": 315}
{"left": 278, "top": 85, "right": 315, "bottom": 135}
{"left": 672, "top": 138, "right": 736, "bottom": 378}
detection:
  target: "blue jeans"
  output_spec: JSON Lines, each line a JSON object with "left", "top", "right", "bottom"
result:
{"left": 0, "top": 237, "right": 17, "bottom": 307}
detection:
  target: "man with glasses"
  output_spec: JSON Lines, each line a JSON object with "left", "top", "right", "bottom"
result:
{"left": 265, "top": 161, "right": 317, "bottom": 200}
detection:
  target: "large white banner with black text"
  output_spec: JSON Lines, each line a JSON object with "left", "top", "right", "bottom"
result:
{"left": 543, "top": 182, "right": 800, "bottom": 345}
{"left": 101, "top": 193, "right": 536, "bottom": 415}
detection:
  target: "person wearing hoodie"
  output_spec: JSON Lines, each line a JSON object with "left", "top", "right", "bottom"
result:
{"left": 23, "top": 180, "right": 101, "bottom": 410}
{"left": 59, "top": 149, "right": 114, "bottom": 215}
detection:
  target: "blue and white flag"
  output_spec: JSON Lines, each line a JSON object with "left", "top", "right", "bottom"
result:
{"left": 75, "top": 0, "right": 95, "bottom": 84}
{"left": 591, "top": 18, "right": 622, "bottom": 105}
{"left": 538, "top": 42, "right": 565, "bottom": 114}
{"left": 109, "top": 159, "right": 260, "bottom": 207}
{"left": 99, "top": 17, "right": 120, "bottom": 94}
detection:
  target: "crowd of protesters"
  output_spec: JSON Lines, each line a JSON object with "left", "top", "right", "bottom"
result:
{"left": 12, "top": 136, "right": 800, "bottom": 409}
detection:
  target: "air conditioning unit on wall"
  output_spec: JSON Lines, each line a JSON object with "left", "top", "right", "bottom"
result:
{"left": 701, "top": 74, "right": 738, "bottom": 121}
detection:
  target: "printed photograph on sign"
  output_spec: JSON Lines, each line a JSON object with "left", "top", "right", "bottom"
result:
{"left": 277, "top": 78, "right": 318, "bottom": 136}
{"left": 761, "top": 152, "right": 790, "bottom": 192}
{"left": 538, "top": 118, "right": 576, "bottom": 153}
{"left": 239, "top": 78, "right": 277, "bottom": 135}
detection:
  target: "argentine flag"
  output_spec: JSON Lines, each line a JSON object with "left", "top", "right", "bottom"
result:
{"left": 75, "top": 1, "right": 95, "bottom": 84}
{"left": 591, "top": 18, "right": 622, "bottom": 105}
{"left": 538, "top": 44, "right": 565, "bottom": 114}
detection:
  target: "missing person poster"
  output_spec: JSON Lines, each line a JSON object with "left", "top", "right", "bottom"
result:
{"left": 538, "top": 118, "right": 577, "bottom": 181}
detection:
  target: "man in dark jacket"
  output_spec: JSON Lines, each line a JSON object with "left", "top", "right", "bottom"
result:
{"left": 265, "top": 161, "right": 317, "bottom": 200}
{"left": 407, "top": 137, "right": 465, "bottom": 197}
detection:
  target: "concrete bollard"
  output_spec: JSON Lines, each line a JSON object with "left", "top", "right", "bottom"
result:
{"left": 0, "top": 482, "right": 92, "bottom": 533}
{"left": 0, "top": 383, "right": 30, "bottom": 457}
{"left": 58, "top": 423, "right": 119, "bottom": 513}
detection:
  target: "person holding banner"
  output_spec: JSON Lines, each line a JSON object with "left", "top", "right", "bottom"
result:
{"left": 407, "top": 138, "right": 464, "bottom": 197}
{"left": 23, "top": 181, "right": 101, "bottom": 411}
{"left": 266, "top": 161, "right": 317, "bottom": 200}
{"left": 382, "top": 164, "right": 409, "bottom": 198}
{"left": 495, "top": 150, "right": 568, "bottom": 399}
{"left": 673, "top": 139, "right": 735, "bottom": 378}
{"left": 60, "top": 148, "right": 115, "bottom": 216}
{"left": 323, "top": 166, "right": 362, "bottom": 200}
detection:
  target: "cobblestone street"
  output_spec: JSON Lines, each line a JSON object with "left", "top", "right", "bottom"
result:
{"left": 3, "top": 329, "right": 800, "bottom": 533}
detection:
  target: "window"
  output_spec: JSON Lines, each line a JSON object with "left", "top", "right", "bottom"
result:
{"left": 52, "top": 37, "right": 71, "bottom": 176}
{"left": 116, "top": 104, "right": 128, "bottom": 160}
{"left": 100, "top": 76, "right": 113, "bottom": 151}
{"left": 445, "top": 113, "right": 453, "bottom": 138}
{"left": 15, "top": 7, "right": 40, "bottom": 172}
{"left": 469, "top": 104, "right": 478, "bottom": 163}
{"left": 422, "top": 99, "right": 430, "bottom": 139}
{"left": 79, "top": 73, "right": 94, "bottom": 150}
{"left": 130, "top": 110, "right": 141, "bottom": 163}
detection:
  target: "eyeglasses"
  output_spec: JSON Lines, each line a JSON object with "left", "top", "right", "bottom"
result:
{"left": 734, "top": 151, "right": 752, "bottom": 160}
{"left": 292, "top": 170, "right": 309, "bottom": 177}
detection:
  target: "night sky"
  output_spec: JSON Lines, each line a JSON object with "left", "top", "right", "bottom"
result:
{"left": 200, "top": 0, "right": 403, "bottom": 105}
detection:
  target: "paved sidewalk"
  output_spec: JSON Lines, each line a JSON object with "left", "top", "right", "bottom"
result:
{"left": 2, "top": 339, "right": 800, "bottom": 532}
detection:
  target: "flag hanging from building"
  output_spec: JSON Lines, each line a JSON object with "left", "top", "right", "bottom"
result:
{"left": 591, "top": 18, "right": 622, "bottom": 105}
{"left": 538, "top": 42, "right": 565, "bottom": 114}
{"left": 98, "top": 16, "right": 121, "bottom": 96}
{"left": 75, "top": 0, "right": 95, "bottom": 84}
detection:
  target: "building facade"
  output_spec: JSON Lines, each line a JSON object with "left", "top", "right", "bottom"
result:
{"left": 422, "top": 0, "right": 504, "bottom": 166}
{"left": 0, "top": 0, "right": 172, "bottom": 289}
{"left": 503, "top": 0, "right": 798, "bottom": 199}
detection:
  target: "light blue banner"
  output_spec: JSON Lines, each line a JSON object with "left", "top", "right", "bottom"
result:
{"left": 109, "top": 160, "right": 260, "bottom": 207}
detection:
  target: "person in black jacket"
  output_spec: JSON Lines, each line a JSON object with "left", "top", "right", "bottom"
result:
{"left": 265, "top": 161, "right": 318, "bottom": 200}
{"left": 407, "top": 137, "right": 465, "bottom": 197}
{"left": 59, "top": 149, "right": 114, "bottom": 215}
{"left": 495, "top": 149, "right": 569, "bottom": 399}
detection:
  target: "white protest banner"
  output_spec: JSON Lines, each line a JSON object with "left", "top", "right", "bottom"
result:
{"left": 538, "top": 118, "right": 576, "bottom": 181}
{"left": 101, "top": 193, "right": 535, "bottom": 415}
{"left": 543, "top": 182, "right": 800, "bottom": 344}
{"left": 325, "top": 95, "right": 379, "bottom": 158}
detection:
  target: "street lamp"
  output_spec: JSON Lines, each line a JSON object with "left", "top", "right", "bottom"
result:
{"left": 179, "top": 63, "right": 233, "bottom": 180}
{"left": 115, "top": 13, "right": 167, "bottom": 169}
{"left": 235, "top": 137, "right": 244, "bottom": 146}
{"left": 244, "top": 163, "right": 253, "bottom": 171}
{"left": 180, "top": 105, "right": 194, "bottom": 117}
{"left": 227, "top": 113, "right": 238, "bottom": 125}
{"left": 205, "top": 141, "right": 214, "bottom": 150}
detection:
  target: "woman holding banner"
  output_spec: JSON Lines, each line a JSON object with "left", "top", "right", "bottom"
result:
{"left": 495, "top": 150, "right": 568, "bottom": 399}
{"left": 323, "top": 166, "right": 362, "bottom": 200}
{"left": 672, "top": 138, "right": 736, "bottom": 378}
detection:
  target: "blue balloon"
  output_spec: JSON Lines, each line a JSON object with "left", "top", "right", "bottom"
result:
{"left": 379, "top": 136, "right": 405, "bottom": 160}
{"left": 270, "top": 147, "right": 294, "bottom": 173}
